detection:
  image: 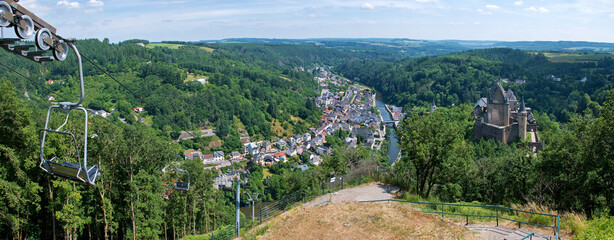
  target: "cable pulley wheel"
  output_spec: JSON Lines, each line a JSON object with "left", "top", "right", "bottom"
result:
{"left": 0, "top": 2, "right": 12, "bottom": 27}
{"left": 53, "top": 41, "right": 69, "bottom": 61}
{"left": 36, "top": 28, "right": 53, "bottom": 50}
{"left": 14, "top": 15, "right": 35, "bottom": 39}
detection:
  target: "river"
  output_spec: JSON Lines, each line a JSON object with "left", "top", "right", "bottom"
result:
{"left": 375, "top": 93, "right": 401, "bottom": 165}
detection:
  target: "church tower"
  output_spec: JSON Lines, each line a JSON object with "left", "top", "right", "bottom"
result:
{"left": 518, "top": 99, "right": 528, "bottom": 141}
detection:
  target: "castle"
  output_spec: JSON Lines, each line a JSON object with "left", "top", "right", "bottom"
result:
{"left": 473, "top": 82, "right": 540, "bottom": 146}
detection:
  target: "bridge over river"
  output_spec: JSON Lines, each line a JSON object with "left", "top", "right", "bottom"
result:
{"left": 375, "top": 93, "right": 401, "bottom": 165}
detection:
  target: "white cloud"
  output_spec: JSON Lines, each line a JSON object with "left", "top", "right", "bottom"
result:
{"left": 18, "top": 0, "right": 51, "bottom": 17}
{"left": 513, "top": 1, "right": 523, "bottom": 6}
{"left": 87, "top": 0, "right": 104, "bottom": 7}
{"left": 525, "top": 6, "right": 549, "bottom": 13}
{"left": 361, "top": 2, "right": 375, "bottom": 10}
{"left": 474, "top": 21, "right": 480, "bottom": 25}
{"left": 485, "top": 4, "right": 500, "bottom": 10}
{"left": 477, "top": 8, "right": 492, "bottom": 15}
{"left": 57, "top": 0, "right": 80, "bottom": 8}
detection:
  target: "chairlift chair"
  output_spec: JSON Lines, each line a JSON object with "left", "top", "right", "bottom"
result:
{"left": 174, "top": 154, "right": 190, "bottom": 191}
{"left": 39, "top": 42, "right": 100, "bottom": 185}
{"left": 175, "top": 168, "right": 190, "bottom": 191}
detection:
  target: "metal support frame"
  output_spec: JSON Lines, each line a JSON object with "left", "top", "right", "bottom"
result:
{"left": 39, "top": 43, "right": 99, "bottom": 185}
{"left": 173, "top": 154, "right": 190, "bottom": 191}
{"left": 247, "top": 192, "right": 259, "bottom": 220}
{"left": 235, "top": 173, "right": 240, "bottom": 237}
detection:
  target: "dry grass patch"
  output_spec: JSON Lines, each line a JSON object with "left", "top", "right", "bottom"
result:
{"left": 258, "top": 201, "right": 479, "bottom": 240}
{"left": 271, "top": 119, "right": 293, "bottom": 137}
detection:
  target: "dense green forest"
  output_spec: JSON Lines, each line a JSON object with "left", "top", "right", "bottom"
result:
{"left": 2, "top": 38, "right": 614, "bottom": 239}
{"left": 0, "top": 39, "right": 338, "bottom": 151}
{"left": 336, "top": 48, "right": 614, "bottom": 122}
{"left": 389, "top": 92, "right": 614, "bottom": 237}
{"left": 0, "top": 39, "right": 391, "bottom": 239}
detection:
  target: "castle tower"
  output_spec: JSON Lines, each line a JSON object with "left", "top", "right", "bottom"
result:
{"left": 518, "top": 99, "right": 528, "bottom": 141}
{"left": 487, "top": 82, "right": 507, "bottom": 126}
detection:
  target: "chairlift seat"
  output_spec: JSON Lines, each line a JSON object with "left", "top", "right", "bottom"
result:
{"left": 176, "top": 181, "right": 190, "bottom": 191}
{"left": 42, "top": 158, "right": 100, "bottom": 184}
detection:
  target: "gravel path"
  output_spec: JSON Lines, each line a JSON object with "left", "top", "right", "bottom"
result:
{"left": 304, "top": 183, "right": 399, "bottom": 207}
{"left": 301, "top": 184, "right": 559, "bottom": 240}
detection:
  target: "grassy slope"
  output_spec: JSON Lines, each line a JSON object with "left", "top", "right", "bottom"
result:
{"left": 146, "top": 43, "right": 215, "bottom": 52}
{"left": 540, "top": 52, "right": 613, "bottom": 63}
{"left": 245, "top": 202, "right": 478, "bottom": 240}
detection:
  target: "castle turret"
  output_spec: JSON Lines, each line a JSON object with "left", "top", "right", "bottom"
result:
{"left": 518, "top": 99, "right": 528, "bottom": 141}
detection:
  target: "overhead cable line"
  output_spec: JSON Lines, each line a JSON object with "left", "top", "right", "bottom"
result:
{"left": 78, "top": 52, "right": 200, "bottom": 140}
{"left": 0, "top": 60, "right": 69, "bottom": 100}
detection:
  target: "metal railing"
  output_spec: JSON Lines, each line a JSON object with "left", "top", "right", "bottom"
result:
{"left": 359, "top": 199, "right": 560, "bottom": 240}
{"left": 258, "top": 189, "right": 309, "bottom": 224}
{"left": 254, "top": 171, "right": 378, "bottom": 225}
{"left": 521, "top": 232, "right": 535, "bottom": 240}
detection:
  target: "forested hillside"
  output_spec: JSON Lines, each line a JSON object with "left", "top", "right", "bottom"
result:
{"left": 391, "top": 97, "right": 613, "bottom": 213}
{"left": 336, "top": 48, "right": 614, "bottom": 122}
{"left": 2, "top": 38, "right": 614, "bottom": 239}
{"left": 0, "top": 38, "right": 395, "bottom": 239}
{"left": 0, "top": 39, "right": 337, "bottom": 149}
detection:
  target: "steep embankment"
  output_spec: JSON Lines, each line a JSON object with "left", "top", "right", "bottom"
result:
{"left": 244, "top": 184, "right": 568, "bottom": 240}
{"left": 254, "top": 201, "right": 478, "bottom": 240}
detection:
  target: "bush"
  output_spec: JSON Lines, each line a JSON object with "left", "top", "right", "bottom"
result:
{"left": 561, "top": 212, "right": 587, "bottom": 235}
{"left": 577, "top": 213, "right": 614, "bottom": 239}
{"left": 529, "top": 214, "right": 553, "bottom": 226}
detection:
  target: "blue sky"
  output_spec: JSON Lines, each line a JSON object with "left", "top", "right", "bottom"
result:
{"left": 8, "top": 0, "right": 614, "bottom": 43}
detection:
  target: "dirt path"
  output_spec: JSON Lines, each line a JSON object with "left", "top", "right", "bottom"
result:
{"left": 304, "top": 183, "right": 399, "bottom": 207}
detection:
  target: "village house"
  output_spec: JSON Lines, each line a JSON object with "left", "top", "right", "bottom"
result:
{"left": 276, "top": 139, "right": 288, "bottom": 150}
{"left": 244, "top": 142, "right": 259, "bottom": 155}
{"left": 230, "top": 151, "right": 242, "bottom": 160}
{"left": 312, "top": 135, "right": 325, "bottom": 147}
{"left": 292, "top": 134, "right": 303, "bottom": 144}
{"left": 89, "top": 109, "right": 112, "bottom": 119}
{"left": 202, "top": 153, "right": 216, "bottom": 163}
{"left": 261, "top": 141, "right": 272, "bottom": 153}
{"left": 310, "top": 155, "right": 323, "bottom": 166}
{"left": 184, "top": 149, "right": 203, "bottom": 161}
{"left": 286, "top": 146, "right": 298, "bottom": 156}
{"left": 296, "top": 164, "right": 309, "bottom": 172}
{"left": 133, "top": 107, "right": 145, "bottom": 113}
{"left": 262, "top": 155, "right": 277, "bottom": 166}
{"left": 271, "top": 151, "right": 287, "bottom": 162}
{"left": 213, "top": 151, "right": 224, "bottom": 161}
